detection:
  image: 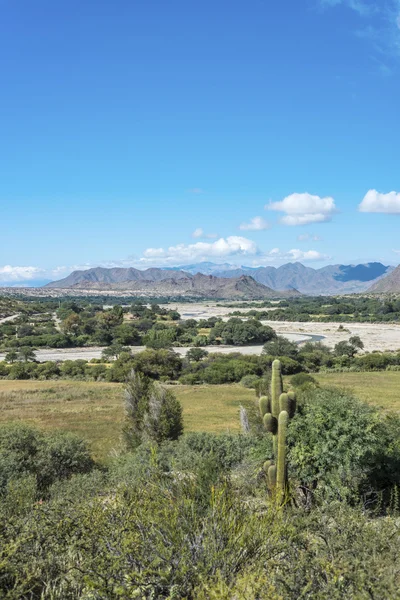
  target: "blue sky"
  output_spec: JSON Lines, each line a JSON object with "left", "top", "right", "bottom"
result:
{"left": 1, "top": 0, "right": 400, "bottom": 284}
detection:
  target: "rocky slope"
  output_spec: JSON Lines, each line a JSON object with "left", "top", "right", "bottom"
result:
{"left": 170, "top": 261, "right": 392, "bottom": 295}
{"left": 367, "top": 264, "right": 400, "bottom": 293}
{"left": 46, "top": 269, "right": 300, "bottom": 299}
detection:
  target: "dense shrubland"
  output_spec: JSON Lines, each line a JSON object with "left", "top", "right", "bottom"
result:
{"left": 0, "top": 299, "right": 276, "bottom": 350}
{"left": 0, "top": 375, "right": 399, "bottom": 598}
{"left": 229, "top": 294, "right": 400, "bottom": 322}
{"left": 3, "top": 332, "right": 400, "bottom": 384}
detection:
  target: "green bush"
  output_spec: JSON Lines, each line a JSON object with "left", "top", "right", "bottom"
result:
{"left": 240, "top": 374, "right": 261, "bottom": 388}
{"left": 287, "top": 387, "right": 400, "bottom": 505}
{"left": 290, "top": 372, "right": 318, "bottom": 388}
{"left": 0, "top": 423, "right": 94, "bottom": 496}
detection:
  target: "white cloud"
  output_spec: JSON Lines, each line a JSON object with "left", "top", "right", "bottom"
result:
{"left": 0, "top": 266, "right": 45, "bottom": 282}
{"left": 359, "top": 189, "right": 400, "bottom": 213}
{"left": 267, "top": 192, "right": 337, "bottom": 226}
{"left": 253, "top": 248, "right": 329, "bottom": 265}
{"left": 142, "top": 236, "right": 259, "bottom": 265}
{"left": 287, "top": 249, "right": 328, "bottom": 261}
{"left": 297, "top": 233, "right": 323, "bottom": 242}
{"left": 192, "top": 228, "right": 218, "bottom": 239}
{"left": 239, "top": 216, "right": 271, "bottom": 231}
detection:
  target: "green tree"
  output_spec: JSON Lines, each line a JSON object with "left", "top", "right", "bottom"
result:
{"left": 186, "top": 348, "right": 208, "bottom": 362}
{"left": 123, "top": 370, "right": 183, "bottom": 449}
{"left": 101, "top": 344, "right": 131, "bottom": 361}
{"left": 4, "top": 350, "right": 18, "bottom": 364}
{"left": 18, "top": 347, "right": 37, "bottom": 362}
{"left": 262, "top": 336, "right": 299, "bottom": 359}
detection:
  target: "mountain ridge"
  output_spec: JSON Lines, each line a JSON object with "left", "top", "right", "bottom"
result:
{"left": 166, "top": 261, "right": 393, "bottom": 294}
{"left": 46, "top": 269, "right": 300, "bottom": 299}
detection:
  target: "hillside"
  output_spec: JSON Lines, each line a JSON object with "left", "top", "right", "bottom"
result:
{"left": 46, "top": 269, "right": 299, "bottom": 299}
{"left": 170, "top": 261, "right": 392, "bottom": 295}
{"left": 45, "top": 267, "right": 190, "bottom": 288}
{"left": 368, "top": 264, "right": 400, "bottom": 293}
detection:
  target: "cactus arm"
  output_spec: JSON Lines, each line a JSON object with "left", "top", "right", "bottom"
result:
{"left": 287, "top": 390, "right": 297, "bottom": 418}
{"left": 268, "top": 464, "right": 277, "bottom": 488}
{"left": 271, "top": 359, "right": 283, "bottom": 418}
{"left": 263, "top": 413, "right": 278, "bottom": 434}
{"left": 276, "top": 410, "right": 289, "bottom": 500}
{"left": 259, "top": 395, "right": 270, "bottom": 418}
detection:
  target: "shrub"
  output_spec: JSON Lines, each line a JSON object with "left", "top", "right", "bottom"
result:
{"left": 290, "top": 372, "right": 318, "bottom": 388}
{"left": 0, "top": 423, "right": 94, "bottom": 496}
{"left": 240, "top": 374, "right": 261, "bottom": 389}
{"left": 123, "top": 370, "right": 183, "bottom": 449}
{"left": 288, "top": 387, "right": 400, "bottom": 506}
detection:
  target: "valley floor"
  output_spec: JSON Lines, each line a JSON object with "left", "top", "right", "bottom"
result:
{"left": 0, "top": 372, "right": 399, "bottom": 461}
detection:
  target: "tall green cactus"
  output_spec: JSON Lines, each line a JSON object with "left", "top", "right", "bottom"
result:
{"left": 258, "top": 359, "right": 297, "bottom": 501}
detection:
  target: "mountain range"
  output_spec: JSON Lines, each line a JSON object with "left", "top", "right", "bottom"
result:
{"left": 165, "top": 261, "right": 394, "bottom": 295}
{"left": 46, "top": 269, "right": 299, "bottom": 300}
{"left": 45, "top": 261, "right": 396, "bottom": 297}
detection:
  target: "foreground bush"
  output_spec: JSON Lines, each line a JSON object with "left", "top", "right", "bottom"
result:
{"left": 287, "top": 387, "right": 400, "bottom": 505}
{"left": 0, "top": 423, "right": 95, "bottom": 497}
{"left": 0, "top": 450, "right": 399, "bottom": 599}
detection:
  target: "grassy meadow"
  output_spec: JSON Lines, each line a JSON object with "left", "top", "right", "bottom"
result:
{"left": 0, "top": 380, "right": 255, "bottom": 460}
{"left": 0, "top": 371, "right": 399, "bottom": 461}
{"left": 313, "top": 371, "right": 400, "bottom": 412}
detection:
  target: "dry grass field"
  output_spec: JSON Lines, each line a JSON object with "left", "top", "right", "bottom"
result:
{"left": 313, "top": 371, "right": 400, "bottom": 412}
{"left": 0, "top": 372, "right": 399, "bottom": 462}
{"left": 0, "top": 380, "right": 255, "bottom": 461}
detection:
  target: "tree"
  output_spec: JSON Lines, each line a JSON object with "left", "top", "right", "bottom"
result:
{"left": 186, "top": 348, "right": 208, "bottom": 362}
{"left": 262, "top": 336, "right": 298, "bottom": 359}
{"left": 349, "top": 335, "right": 364, "bottom": 351}
{"left": 123, "top": 370, "right": 183, "bottom": 449}
{"left": 101, "top": 344, "right": 131, "bottom": 361}
{"left": 143, "top": 328, "right": 177, "bottom": 349}
{"left": 4, "top": 350, "right": 18, "bottom": 364}
{"left": 18, "top": 347, "right": 37, "bottom": 362}
{"left": 60, "top": 313, "right": 81, "bottom": 335}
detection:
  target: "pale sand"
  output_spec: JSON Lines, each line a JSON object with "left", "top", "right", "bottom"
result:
{"left": 164, "top": 302, "right": 400, "bottom": 353}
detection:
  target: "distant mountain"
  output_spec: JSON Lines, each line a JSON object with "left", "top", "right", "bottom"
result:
{"left": 172, "top": 261, "right": 393, "bottom": 295}
{"left": 46, "top": 268, "right": 299, "bottom": 299}
{"left": 46, "top": 267, "right": 190, "bottom": 288}
{"left": 367, "top": 264, "right": 400, "bottom": 293}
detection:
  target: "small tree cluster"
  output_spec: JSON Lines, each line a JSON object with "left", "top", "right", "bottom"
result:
{"left": 123, "top": 370, "right": 183, "bottom": 449}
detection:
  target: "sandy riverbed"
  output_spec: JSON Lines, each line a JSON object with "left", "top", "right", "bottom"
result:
{"left": 163, "top": 302, "right": 400, "bottom": 353}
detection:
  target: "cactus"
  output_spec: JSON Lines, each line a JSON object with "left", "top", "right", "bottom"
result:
{"left": 259, "top": 359, "right": 297, "bottom": 501}
{"left": 271, "top": 359, "right": 283, "bottom": 418}
{"left": 276, "top": 410, "right": 289, "bottom": 499}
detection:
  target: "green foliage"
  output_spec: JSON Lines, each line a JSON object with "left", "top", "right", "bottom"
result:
{"left": 143, "top": 326, "right": 177, "bottom": 348}
{"left": 186, "top": 347, "right": 208, "bottom": 362}
{"left": 123, "top": 370, "right": 183, "bottom": 449}
{"left": 209, "top": 317, "right": 276, "bottom": 345}
{"left": 0, "top": 423, "right": 94, "bottom": 496}
{"left": 263, "top": 335, "right": 299, "bottom": 359}
{"left": 290, "top": 372, "right": 318, "bottom": 388}
{"left": 288, "top": 387, "right": 400, "bottom": 505}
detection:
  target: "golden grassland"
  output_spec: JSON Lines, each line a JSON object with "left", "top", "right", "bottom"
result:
{"left": 0, "top": 372, "right": 399, "bottom": 461}
{"left": 0, "top": 380, "right": 255, "bottom": 461}
{"left": 313, "top": 371, "right": 400, "bottom": 413}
